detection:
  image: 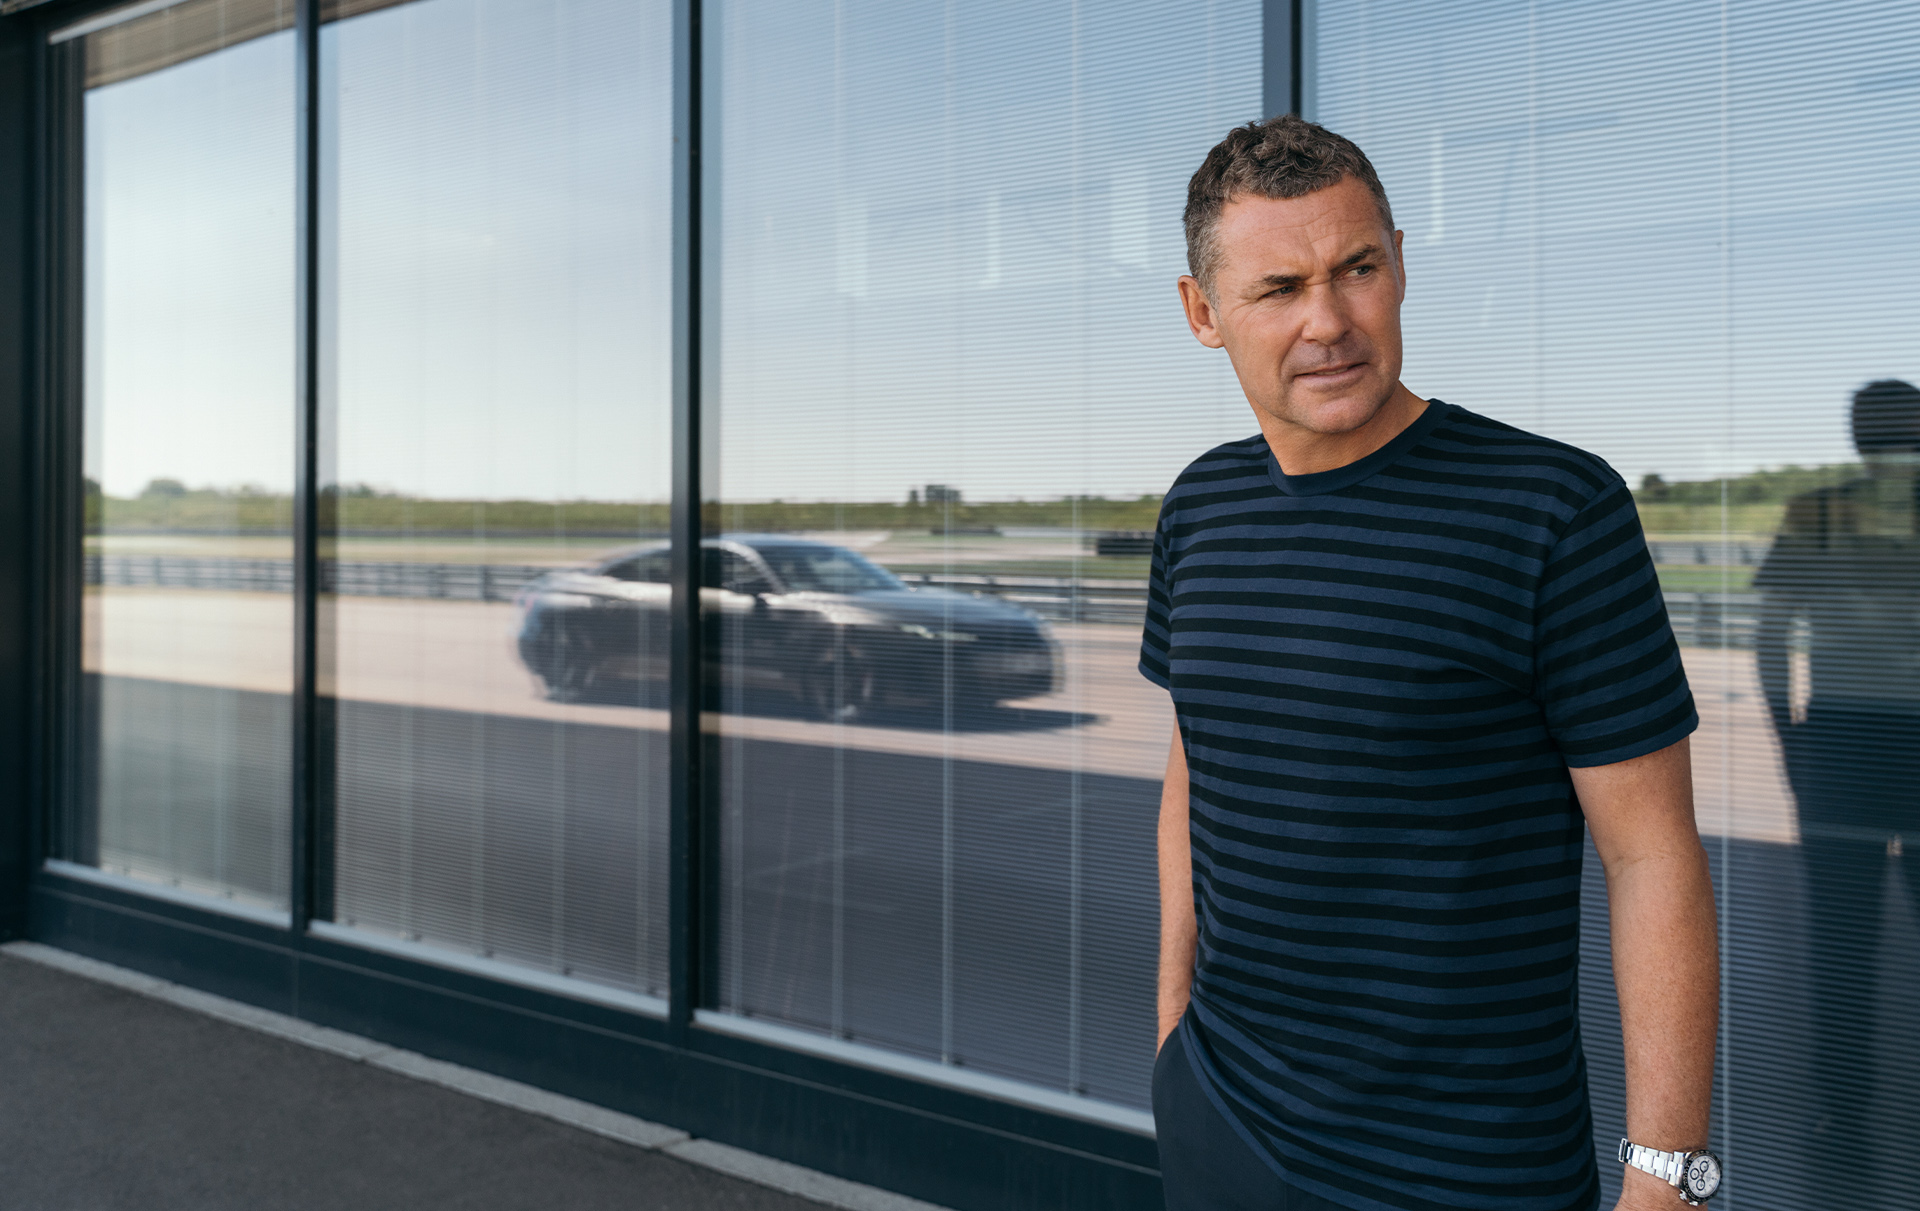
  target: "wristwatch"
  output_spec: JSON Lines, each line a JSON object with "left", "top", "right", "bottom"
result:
{"left": 1618, "top": 1138, "right": 1722, "bottom": 1205}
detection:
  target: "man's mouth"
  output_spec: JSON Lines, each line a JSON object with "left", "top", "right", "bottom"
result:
{"left": 1297, "top": 361, "right": 1365, "bottom": 381}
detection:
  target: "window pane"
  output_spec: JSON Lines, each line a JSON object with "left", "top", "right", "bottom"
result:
{"left": 1315, "top": 1, "right": 1920, "bottom": 1203}
{"left": 322, "top": 0, "right": 674, "bottom": 1003}
{"left": 708, "top": 0, "right": 1260, "bottom": 1113}
{"left": 73, "top": 0, "right": 295, "bottom": 913}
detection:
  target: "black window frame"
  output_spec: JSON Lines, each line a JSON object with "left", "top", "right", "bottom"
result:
{"left": 0, "top": 2, "right": 1309, "bottom": 1207}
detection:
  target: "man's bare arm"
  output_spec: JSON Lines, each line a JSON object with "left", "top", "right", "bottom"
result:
{"left": 1572, "top": 737, "right": 1719, "bottom": 1210}
{"left": 1754, "top": 594, "right": 1796, "bottom": 733}
{"left": 1158, "top": 726, "right": 1195, "bottom": 1052}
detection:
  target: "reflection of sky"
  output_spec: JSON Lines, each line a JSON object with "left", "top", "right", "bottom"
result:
{"left": 88, "top": 0, "right": 1920, "bottom": 502}
{"left": 712, "top": 0, "right": 1262, "bottom": 506}
{"left": 325, "top": 0, "right": 672, "bottom": 505}
{"left": 1316, "top": 0, "right": 1920, "bottom": 486}
{"left": 85, "top": 28, "right": 295, "bottom": 498}
{"left": 87, "top": 0, "right": 672, "bottom": 502}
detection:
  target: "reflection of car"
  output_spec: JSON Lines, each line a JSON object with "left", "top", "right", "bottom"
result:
{"left": 515, "top": 535, "right": 1060, "bottom": 718}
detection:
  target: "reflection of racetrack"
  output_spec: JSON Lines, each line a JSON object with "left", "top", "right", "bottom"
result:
{"left": 87, "top": 588, "right": 1793, "bottom": 839}
{"left": 86, "top": 588, "right": 1173, "bottom": 773}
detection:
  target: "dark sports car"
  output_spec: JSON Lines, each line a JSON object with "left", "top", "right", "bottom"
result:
{"left": 515, "top": 535, "right": 1060, "bottom": 718}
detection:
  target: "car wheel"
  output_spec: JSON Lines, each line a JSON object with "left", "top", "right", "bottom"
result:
{"left": 800, "top": 639, "right": 878, "bottom": 721}
{"left": 542, "top": 619, "right": 601, "bottom": 703}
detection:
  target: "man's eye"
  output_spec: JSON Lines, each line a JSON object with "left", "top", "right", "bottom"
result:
{"left": 1350, "top": 264, "right": 1374, "bottom": 277}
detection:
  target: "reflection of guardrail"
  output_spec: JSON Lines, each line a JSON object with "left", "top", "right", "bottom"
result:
{"left": 87, "top": 555, "right": 552, "bottom": 603}
{"left": 906, "top": 575, "right": 1766, "bottom": 644}
{"left": 89, "top": 555, "right": 296, "bottom": 594}
{"left": 86, "top": 555, "right": 1769, "bottom": 644}
{"left": 1663, "top": 592, "right": 1762, "bottom": 649}
{"left": 328, "top": 561, "right": 553, "bottom": 601}
{"left": 896, "top": 572, "right": 1151, "bottom": 624}
{"left": 1647, "top": 540, "right": 1769, "bottom": 567}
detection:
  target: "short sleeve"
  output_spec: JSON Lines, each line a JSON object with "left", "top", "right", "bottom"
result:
{"left": 1534, "top": 482, "right": 1698, "bottom": 767}
{"left": 1138, "top": 497, "right": 1175, "bottom": 690}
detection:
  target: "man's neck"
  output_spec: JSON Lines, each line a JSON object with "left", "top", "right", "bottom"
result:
{"left": 1259, "top": 383, "right": 1430, "bottom": 477}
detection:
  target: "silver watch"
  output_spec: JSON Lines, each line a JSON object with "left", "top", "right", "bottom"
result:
{"left": 1618, "top": 1138, "right": 1722, "bottom": 1205}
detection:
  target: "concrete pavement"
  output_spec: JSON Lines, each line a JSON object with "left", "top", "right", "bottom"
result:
{"left": 0, "top": 944, "right": 948, "bottom": 1211}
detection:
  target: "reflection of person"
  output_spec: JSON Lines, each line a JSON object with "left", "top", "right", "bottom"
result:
{"left": 1144, "top": 115, "right": 1721, "bottom": 1211}
{"left": 1754, "top": 379, "right": 1920, "bottom": 1166}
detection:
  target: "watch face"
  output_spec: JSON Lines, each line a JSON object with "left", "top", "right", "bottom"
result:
{"left": 1683, "top": 1152, "right": 1722, "bottom": 1200}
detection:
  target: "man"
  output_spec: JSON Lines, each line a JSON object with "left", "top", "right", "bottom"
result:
{"left": 1142, "top": 115, "right": 1720, "bottom": 1211}
{"left": 1754, "top": 379, "right": 1919, "bottom": 1187}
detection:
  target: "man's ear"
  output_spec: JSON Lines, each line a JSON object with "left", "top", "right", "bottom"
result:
{"left": 1177, "top": 275, "right": 1226, "bottom": 349}
{"left": 1391, "top": 228, "right": 1407, "bottom": 294}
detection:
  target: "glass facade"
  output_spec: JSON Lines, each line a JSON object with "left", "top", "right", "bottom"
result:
{"left": 1315, "top": 2, "right": 1920, "bottom": 1204}
{"left": 43, "top": 0, "right": 1920, "bottom": 1204}
{"left": 705, "top": 0, "right": 1258, "bottom": 1114}
{"left": 318, "top": 0, "right": 675, "bottom": 1006}
{"left": 70, "top": 0, "right": 296, "bottom": 914}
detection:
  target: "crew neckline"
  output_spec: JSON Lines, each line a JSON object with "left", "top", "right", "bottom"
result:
{"left": 1266, "top": 398, "right": 1453, "bottom": 497}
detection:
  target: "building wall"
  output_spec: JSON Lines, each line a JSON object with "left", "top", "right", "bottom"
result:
{"left": 3, "top": 2, "right": 1916, "bottom": 1208}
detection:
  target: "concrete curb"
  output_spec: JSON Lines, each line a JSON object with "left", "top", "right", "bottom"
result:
{"left": 1, "top": 941, "right": 953, "bottom": 1211}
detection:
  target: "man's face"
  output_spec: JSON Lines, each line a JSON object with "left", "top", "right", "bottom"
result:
{"left": 1178, "top": 176, "right": 1407, "bottom": 437}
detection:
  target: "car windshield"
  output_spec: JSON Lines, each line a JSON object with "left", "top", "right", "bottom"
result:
{"left": 753, "top": 544, "right": 903, "bottom": 594}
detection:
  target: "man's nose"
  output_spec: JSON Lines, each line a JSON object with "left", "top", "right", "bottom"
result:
{"left": 1298, "top": 281, "right": 1352, "bottom": 346}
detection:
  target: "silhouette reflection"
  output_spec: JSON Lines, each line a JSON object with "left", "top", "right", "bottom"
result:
{"left": 1754, "top": 379, "right": 1919, "bottom": 1165}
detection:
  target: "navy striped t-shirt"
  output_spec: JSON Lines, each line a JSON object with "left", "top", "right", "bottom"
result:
{"left": 1140, "top": 400, "right": 1697, "bottom": 1211}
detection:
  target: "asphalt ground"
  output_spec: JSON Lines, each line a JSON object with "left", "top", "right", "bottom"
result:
{"left": 0, "top": 949, "right": 861, "bottom": 1211}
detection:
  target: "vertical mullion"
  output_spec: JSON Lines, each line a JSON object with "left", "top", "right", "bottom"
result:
{"left": 1263, "top": 0, "right": 1303, "bottom": 119}
{"left": 667, "top": 0, "right": 705, "bottom": 1037}
{"left": 290, "top": 0, "right": 322, "bottom": 950}
{"left": 40, "top": 38, "right": 87, "bottom": 877}
{"left": 24, "top": 33, "right": 65, "bottom": 898}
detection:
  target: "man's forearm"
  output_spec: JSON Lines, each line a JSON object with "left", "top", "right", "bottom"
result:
{"left": 1608, "top": 847, "right": 1719, "bottom": 1206}
{"left": 1573, "top": 739, "right": 1719, "bottom": 1208}
{"left": 1158, "top": 726, "right": 1195, "bottom": 1051}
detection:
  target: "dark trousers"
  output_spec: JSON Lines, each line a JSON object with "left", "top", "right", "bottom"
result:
{"left": 1152, "top": 1018, "right": 1350, "bottom": 1211}
{"left": 1780, "top": 706, "right": 1919, "bottom": 1171}
{"left": 1801, "top": 835, "right": 1915, "bottom": 1164}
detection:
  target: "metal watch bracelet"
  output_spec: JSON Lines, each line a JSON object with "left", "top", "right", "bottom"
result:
{"left": 1617, "top": 1138, "right": 1721, "bottom": 1206}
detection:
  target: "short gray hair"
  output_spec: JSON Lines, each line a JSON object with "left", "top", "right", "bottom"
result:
{"left": 1183, "top": 114, "right": 1394, "bottom": 295}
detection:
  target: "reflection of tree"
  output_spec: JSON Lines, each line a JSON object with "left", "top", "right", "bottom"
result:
{"left": 718, "top": 494, "right": 1164, "bottom": 533}
{"left": 1637, "top": 465, "right": 1864, "bottom": 505}
{"left": 92, "top": 460, "right": 1896, "bottom": 544}
{"left": 95, "top": 485, "right": 1178, "bottom": 536}
{"left": 83, "top": 476, "right": 103, "bottom": 535}
{"left": 94, "top": 484, "right": 673, "bottom": 537}
{"left": 1633, "top": 463, "right": 1866, "bottom": 537}
{"left": 98, "top": 482, "right": 294, "bottom": 535}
